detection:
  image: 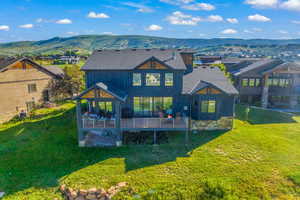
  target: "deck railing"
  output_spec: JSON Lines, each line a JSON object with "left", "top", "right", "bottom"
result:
{"left": 82, "top": 117, "right": 188, "bottom": 129}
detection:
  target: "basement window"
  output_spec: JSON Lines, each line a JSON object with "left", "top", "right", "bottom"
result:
{"left": 28, "top": 83, "right": 37, "bottom": 93}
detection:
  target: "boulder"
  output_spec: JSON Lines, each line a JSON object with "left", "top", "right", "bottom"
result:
{"left": 86, "top": 194, "right": 97, "bottom": 200}
{"left": 79, "top": 189, "right": 88, "bottom": 196}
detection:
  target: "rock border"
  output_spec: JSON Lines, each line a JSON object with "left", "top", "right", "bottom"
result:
{"left": 58, "top": 182, "right": 127, "bottom": 200}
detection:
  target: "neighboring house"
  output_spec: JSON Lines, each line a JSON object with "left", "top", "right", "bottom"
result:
{"left": 229, "top": 59, "right": 300, "bottom": 109}
{"left": 74, "top": 49, "right": 238, "bottom": 147}
{"left": 0, "top": 57, "right": 63, "bottom": 123}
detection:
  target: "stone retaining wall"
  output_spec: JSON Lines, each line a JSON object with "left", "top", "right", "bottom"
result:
{"left": 58, "top": 182, "right": 127, "bottom": 200}
{"left": 191, "top": 117, "right": 233, "bottom": 131}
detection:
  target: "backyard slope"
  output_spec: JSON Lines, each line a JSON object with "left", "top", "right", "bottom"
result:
{"left": 0, "top": 103, "right": 299, "bottom": 199}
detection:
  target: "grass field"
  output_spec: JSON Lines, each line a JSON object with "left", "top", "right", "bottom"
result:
{"left": 0, "top": 103, "right": 300, "bottom": 199}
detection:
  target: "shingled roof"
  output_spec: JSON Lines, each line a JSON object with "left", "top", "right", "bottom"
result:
{"left": 231, "top": 59, "right": 283, "bottom": 76}
{"left": 81, "top": 49, "right": 189, "bottom": 71}
{"left": 182, "top": 66, "right": 238, "bottom": 95}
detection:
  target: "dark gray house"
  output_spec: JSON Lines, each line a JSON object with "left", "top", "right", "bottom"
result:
{"left": 229, "top": 59, "right": 300, "bottom": 109}
{"left": 74, "top": 49, "right": 238, "bottom": 147}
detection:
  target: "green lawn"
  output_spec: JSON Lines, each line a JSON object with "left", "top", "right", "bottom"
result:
{"left": 0, "top": 103, "right": 300, "bottom": 199}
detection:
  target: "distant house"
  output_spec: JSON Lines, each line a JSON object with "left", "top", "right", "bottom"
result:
{"left": 229, "top": 59, "right": 300, "bottom": 109}
{"left": 74, "top": 49, "right": 238, "bottom": 147}
{"left": 59, "top": 56, "right": 80, "bottom": 64}
{"left": 0, "top": 58, "right": 63, "bottom": 123}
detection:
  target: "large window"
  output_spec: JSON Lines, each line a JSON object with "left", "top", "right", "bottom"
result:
{"left": 133, "top": 97, "right": 173, "bottom": 116}
{"left": 201, "top": 100, "right": 216, "bottom": 113}
{"left": 132, "top": 73, "right": 141, "bottom": 86}
{"left": 28, "top": 83, "right": 37, "bottom": 93}
{"left": 165, "top": 73, "right": 173, "bottom": 86}
{"left": 146, "top": 73, "right": 160, "bottom": 86}
{"left": 242, "top": 79, "right": 248, "bottom": 87}
{"left": 99, "top": 101, "right": 112, "bottom": 112}
{"left": 249, "top": 78, "right": 255, "bottom": 87}
{"left": 255, "top": 78, "right": 261, "bottom": 87}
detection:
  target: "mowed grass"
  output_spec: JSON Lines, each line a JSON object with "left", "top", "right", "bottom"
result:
{"left": 0, "top": 103, "right": 300, "bottom": 199}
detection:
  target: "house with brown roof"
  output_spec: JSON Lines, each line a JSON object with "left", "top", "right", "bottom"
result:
{"left": 0, "top": 57, "right": 63, "bottom": 123}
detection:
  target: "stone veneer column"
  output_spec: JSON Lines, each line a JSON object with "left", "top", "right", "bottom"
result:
{"left": 261, "top": 74, "right": 269, "bottom": 108}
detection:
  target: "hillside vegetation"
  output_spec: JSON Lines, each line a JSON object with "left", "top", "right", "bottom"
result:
{"left": 2, "top": 35, "right": 300, "bottom": 56}
{"left": 0, "top": 103, "right": 299, "bottom": 199}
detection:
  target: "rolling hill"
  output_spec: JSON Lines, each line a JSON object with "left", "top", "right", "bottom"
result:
{"left": 1, "top": 35, "right": 300, "bottom": 56}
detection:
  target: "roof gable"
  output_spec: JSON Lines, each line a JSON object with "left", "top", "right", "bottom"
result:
{"left": 135, "top": 56, "right": 172, "bottom": 70}
{"left": 76, "top": 82, "right": 127, "bottom": 102}
{"left": 183, "top": 67, "right": 238, "bottom": 95}
{"left": 0, "top": 58, "right": 63, "bottom": 79}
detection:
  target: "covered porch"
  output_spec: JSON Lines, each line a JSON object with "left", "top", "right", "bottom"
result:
{"left": 75, "top": 82, "right": 189, "bottom": 147}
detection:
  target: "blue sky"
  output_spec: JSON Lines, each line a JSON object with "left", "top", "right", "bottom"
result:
{"left": 1, "top": 0, "right": 300, "bottom": 42}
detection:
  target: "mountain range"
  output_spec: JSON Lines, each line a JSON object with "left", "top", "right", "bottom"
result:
{"left": 1, "top": 35, "right": 300, "bottom": 56}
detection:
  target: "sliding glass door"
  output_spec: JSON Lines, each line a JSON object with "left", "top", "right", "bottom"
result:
{"left": 133, "top": 97, "right": 173, "bottom": 117}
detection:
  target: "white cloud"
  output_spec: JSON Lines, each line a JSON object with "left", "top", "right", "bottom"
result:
{"left": 36, "top": 18, "right": 43, "bottom": 23}
{"left": 66, "top": 31, "right": 79, "bottom": 35}
{"left": 122, "top": 2, "right": 154, "bottom": 13}
{"left": 19, "top": 24, "right": 33, "bottom": 29}
{"left": 278, "top": 30, "right": 288, "bottom": 34}
{"left": 87, "top": 12, "right": 110, "bottom": 18}
{"left": 102, "top": 32, "right": 114, "bottom": 35}
{"left": 248, "top": 14, "right": 271, "bottom": 22}
{"left": 280, "top": 0, "right": 300, "bottom": 11}
{"left": 0, "top": 25, "right": 9, "bottom": 31}
{"left": 166, "top": 11, "right": 202, "bottom": 25}
{"left": 292, "top": 20, "right": 300, "bottom": 24}
{"left": 243, "top": 27, "right": 263, "bottom": 33}
{"left": 182, "top": 3, "right": 215, "bottom": 11}
{"left": 245, "top": 0, "right": 278, "bottom": 8}
{"left": 226, "top": 18, "right": 239, "bottom": 24}
{"left": 252, "top": 27, "right": 263, "bottom": 32}
{"left": 146, "top": 24, "right": 163, "bottom": 31}
{"left": 221, "top": 29, "right": 238, "bottom": 34}
{"left": 56, "top": 19, "right": 72, "bottom": 24}
{"left": 206, "top": 15, "right": 223, "bottom": 22}
{"left": 160, "top": 0, "right": 194, "bottom": 5}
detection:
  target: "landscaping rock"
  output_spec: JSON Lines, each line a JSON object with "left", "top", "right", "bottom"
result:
{"left": 59, "top": 182, "right": 127, "bottom": 200}
{"left": 0, "top": 192, "right": 5, "bottom": 198}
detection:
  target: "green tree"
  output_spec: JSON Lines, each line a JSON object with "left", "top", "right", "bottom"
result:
{"left": 49, "top": 64, "right": 84, "bottom": 100}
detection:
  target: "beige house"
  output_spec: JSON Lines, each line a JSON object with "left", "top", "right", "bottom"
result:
{"left": 0, "top": 58, "right": 63, "bottom": 123}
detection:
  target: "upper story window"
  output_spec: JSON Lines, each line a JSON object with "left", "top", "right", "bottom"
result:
{"left": 165, "top": 73, "right": 173, "bottom": 86}
{"left": 146, "top": 73, "right": 160, "bottom": 86}
{"left": 132, "top": 73, "right": 141, "bottom": 86}
{"left": 268, "top": 77, "right": 290, "bottom": 87}
{"left": 242, "top": 78, "right": 261, "bottom": 87}
{"left": 201, "top": 100, "right": 216, "bottom": 113}
{"left": 28, "top": 83, "right": 37, "bottom": 93}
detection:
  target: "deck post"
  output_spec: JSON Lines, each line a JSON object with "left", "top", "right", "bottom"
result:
{"left": 76, "top": 99, "right": 84, "bottom": 147}
{"left": 153, "top": 131, "right": 157, "bottom": 145}
{"left": 115, "top": 101, "right": 122, "bottom": 145}
{"left": 261, "top": 74, "right": 269, "bottom": 108}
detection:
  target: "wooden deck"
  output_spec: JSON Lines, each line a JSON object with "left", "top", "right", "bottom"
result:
{"left": 82, "top": 117, "right": 188, "bottom": 130}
